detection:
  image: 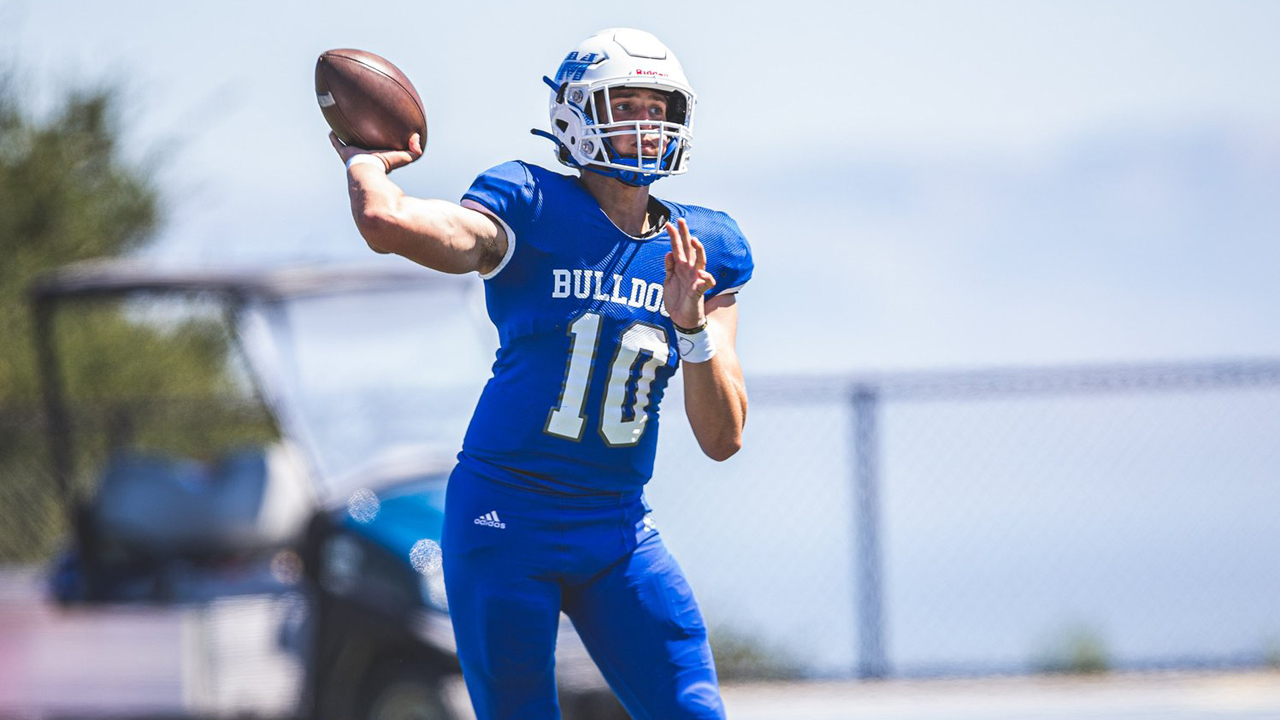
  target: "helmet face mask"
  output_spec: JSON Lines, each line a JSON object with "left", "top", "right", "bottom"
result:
{"left": 534, "top": 28, "right": 697, "bottom": 187}
{"left": 586, "top": 87, "right": 688, "bottom": 167}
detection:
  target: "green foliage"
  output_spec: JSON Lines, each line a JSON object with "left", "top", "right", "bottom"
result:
{"left": 709, "top": 624, "right": 804, "bottom": 682}
{"left": 0, "top": 77, "right": 160, "bottom": 404}
{"left": 1034, "top": 623, "right": 1111, "bottom": 675}
{"left": 0, "top": 75, "right": 275, "bottom": 563}
{"left": 0, "top": 76, "right": 165, "bottom": 562}
{"left": 1263, "top": 636, "right": 1280, "bottom": 669}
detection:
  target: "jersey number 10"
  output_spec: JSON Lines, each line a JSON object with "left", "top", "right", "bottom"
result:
{"left": 545, "top": 312, "right": 670, "bottom": 446}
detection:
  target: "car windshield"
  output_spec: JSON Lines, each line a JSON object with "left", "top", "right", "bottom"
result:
{"left": 237, "top": 278, "right": 495, "bottom": 501}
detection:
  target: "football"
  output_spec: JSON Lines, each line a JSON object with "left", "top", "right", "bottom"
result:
{"left": 315, "top": 49, "right": 427, "bottom": 151}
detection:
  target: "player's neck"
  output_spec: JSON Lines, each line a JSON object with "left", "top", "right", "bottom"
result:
{"left": 579, "top": 171, "right": 655, "bottom": 236}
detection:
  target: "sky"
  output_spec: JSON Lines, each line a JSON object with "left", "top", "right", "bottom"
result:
{"left": 5, "top": 0, "right": 1280, "bottom": 374}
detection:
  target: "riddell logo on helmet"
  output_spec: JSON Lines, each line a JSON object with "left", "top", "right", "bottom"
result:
{"left": 633, "top": 69, "right": 669, "bottom": 77}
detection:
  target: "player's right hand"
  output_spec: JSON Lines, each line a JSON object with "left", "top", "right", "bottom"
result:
{"left": 330, "top": 131, "right": 423, "bottom": 173}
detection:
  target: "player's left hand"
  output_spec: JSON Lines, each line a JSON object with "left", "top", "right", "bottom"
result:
{"left": 663, "top": 218, "right": 716, "bottom": 329}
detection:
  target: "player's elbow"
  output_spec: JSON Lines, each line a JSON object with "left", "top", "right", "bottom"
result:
{"left": 691, "top": 394, "right": 747, "bottom": 461}
{"left": 358, "top": 204, "right": 428, "bottom": 258}
{"left": 701, "top": 434, "right": 742, "bottom": 462}
{"left": 356, "top": 206, "right": 398, "bottom": 253}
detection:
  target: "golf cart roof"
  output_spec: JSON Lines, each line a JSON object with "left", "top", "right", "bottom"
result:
{"left": 30, "top": 259, "right": 472, "bottom": 302}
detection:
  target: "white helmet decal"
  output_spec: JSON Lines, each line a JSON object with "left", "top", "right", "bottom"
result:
{"left": 532, "top": 28, "right": 696, "bottom": 186}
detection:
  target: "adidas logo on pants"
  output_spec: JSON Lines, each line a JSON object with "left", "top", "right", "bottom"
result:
{"left": 474, "top": 511, "right": 506, "bottom": 529}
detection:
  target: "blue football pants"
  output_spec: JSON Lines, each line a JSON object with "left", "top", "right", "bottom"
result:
{"left": 441, "top": 462, "right": 725, "bottom": 720}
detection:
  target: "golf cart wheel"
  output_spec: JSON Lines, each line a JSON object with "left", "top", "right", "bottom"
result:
{"left": 360, "top": 663, "right": 468, "bottom": 720}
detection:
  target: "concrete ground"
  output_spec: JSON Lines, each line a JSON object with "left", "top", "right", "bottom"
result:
{"left": 721, "top": 671, "right": 1280, "bottom": 720}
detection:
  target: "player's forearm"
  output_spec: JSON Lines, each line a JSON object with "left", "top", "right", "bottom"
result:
{"left": 347, "top": 164, "right": 405, "bottom": 251}
{"left": 681, "top": 350, "right": 748, "bottom": 461}
{"left": 345, "top": 165, "right": 491, "bottom": 274}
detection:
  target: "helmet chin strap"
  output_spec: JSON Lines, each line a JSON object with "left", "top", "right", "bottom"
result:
{"left": 586, "top": 163, "right": 662, "bottom": 187}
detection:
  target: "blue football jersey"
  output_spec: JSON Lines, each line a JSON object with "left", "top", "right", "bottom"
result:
{"left": 456, "top": 161, "right": 753, "bottom": 494}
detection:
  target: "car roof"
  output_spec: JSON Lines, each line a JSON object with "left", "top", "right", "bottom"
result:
{"left": 30, "top": 259, "right": 472, "bottom": 302}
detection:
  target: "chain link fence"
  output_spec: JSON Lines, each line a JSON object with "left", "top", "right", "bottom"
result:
{"left": 0, "top": 408, "right": 64, "bottom": 564}
{"left": 649, "top": 359, "right": 1280, "bottom": 679}
{"left": 6, "top": 358, "right": 1280, "bottom": 683}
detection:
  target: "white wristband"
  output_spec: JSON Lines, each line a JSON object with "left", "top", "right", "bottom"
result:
{"left": 675, "top": 326, "right": 717, "bottom": 363}
{"left": 346, "top": 154, "right": 386, "bottom": 172}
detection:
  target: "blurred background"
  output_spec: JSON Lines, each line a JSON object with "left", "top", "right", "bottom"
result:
{"left": 2, "top": 0, "right": 1279, "bottom": 718}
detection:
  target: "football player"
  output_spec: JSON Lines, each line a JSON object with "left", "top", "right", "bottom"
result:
{"left": 331, "top": 28, "right": 752, "bottom": 720}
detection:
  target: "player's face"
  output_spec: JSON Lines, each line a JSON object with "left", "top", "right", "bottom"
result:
{"left": 598, "top": 88, "right": 669, "bottom": 159}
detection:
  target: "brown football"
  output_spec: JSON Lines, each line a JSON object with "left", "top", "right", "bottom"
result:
{"left": 315, "top": 49, "right": 427, "bottom": 151}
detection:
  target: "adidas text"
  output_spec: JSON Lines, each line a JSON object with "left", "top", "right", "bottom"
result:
{"left": 474, "top": 511, "right": 506, "bottom": 529}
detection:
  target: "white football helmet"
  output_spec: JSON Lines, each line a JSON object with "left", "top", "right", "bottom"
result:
{"left": 532, "top": 28, "right": 696, "bottom": 186}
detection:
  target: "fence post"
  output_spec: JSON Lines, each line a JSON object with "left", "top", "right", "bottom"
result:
{"left": 851, "top": 384, "right": 887, "bottom": 678}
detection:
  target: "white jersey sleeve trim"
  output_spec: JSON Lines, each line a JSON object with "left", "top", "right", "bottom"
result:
{"left": 461, "top": 198, "right": 517, "bottom": 280}
{"left": 712, "top": 284, "right": 745, "bottom": 297}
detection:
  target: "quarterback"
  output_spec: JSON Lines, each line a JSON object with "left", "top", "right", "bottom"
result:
{"left": 331, "top": 28, "right": 752, "bottom": 720}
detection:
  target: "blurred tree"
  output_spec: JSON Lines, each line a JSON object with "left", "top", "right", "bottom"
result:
{"left": 0, "top": 76, "right": 274, "bottom": 562}
{"left": 709, "top": 624, "right": 804, "bottom": 681}
{"left": 0, "top": 76, "right": 159, "bottom": 403}
{"left": 1034, "top": 623, "right": 1111, "bottom": 675}
{"left": 0, "top": 77, "right": 160, "bottom": 562}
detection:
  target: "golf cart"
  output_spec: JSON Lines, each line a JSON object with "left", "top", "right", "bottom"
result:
{"left": 30, "top": 260, "right": 626, "bottom": 720}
